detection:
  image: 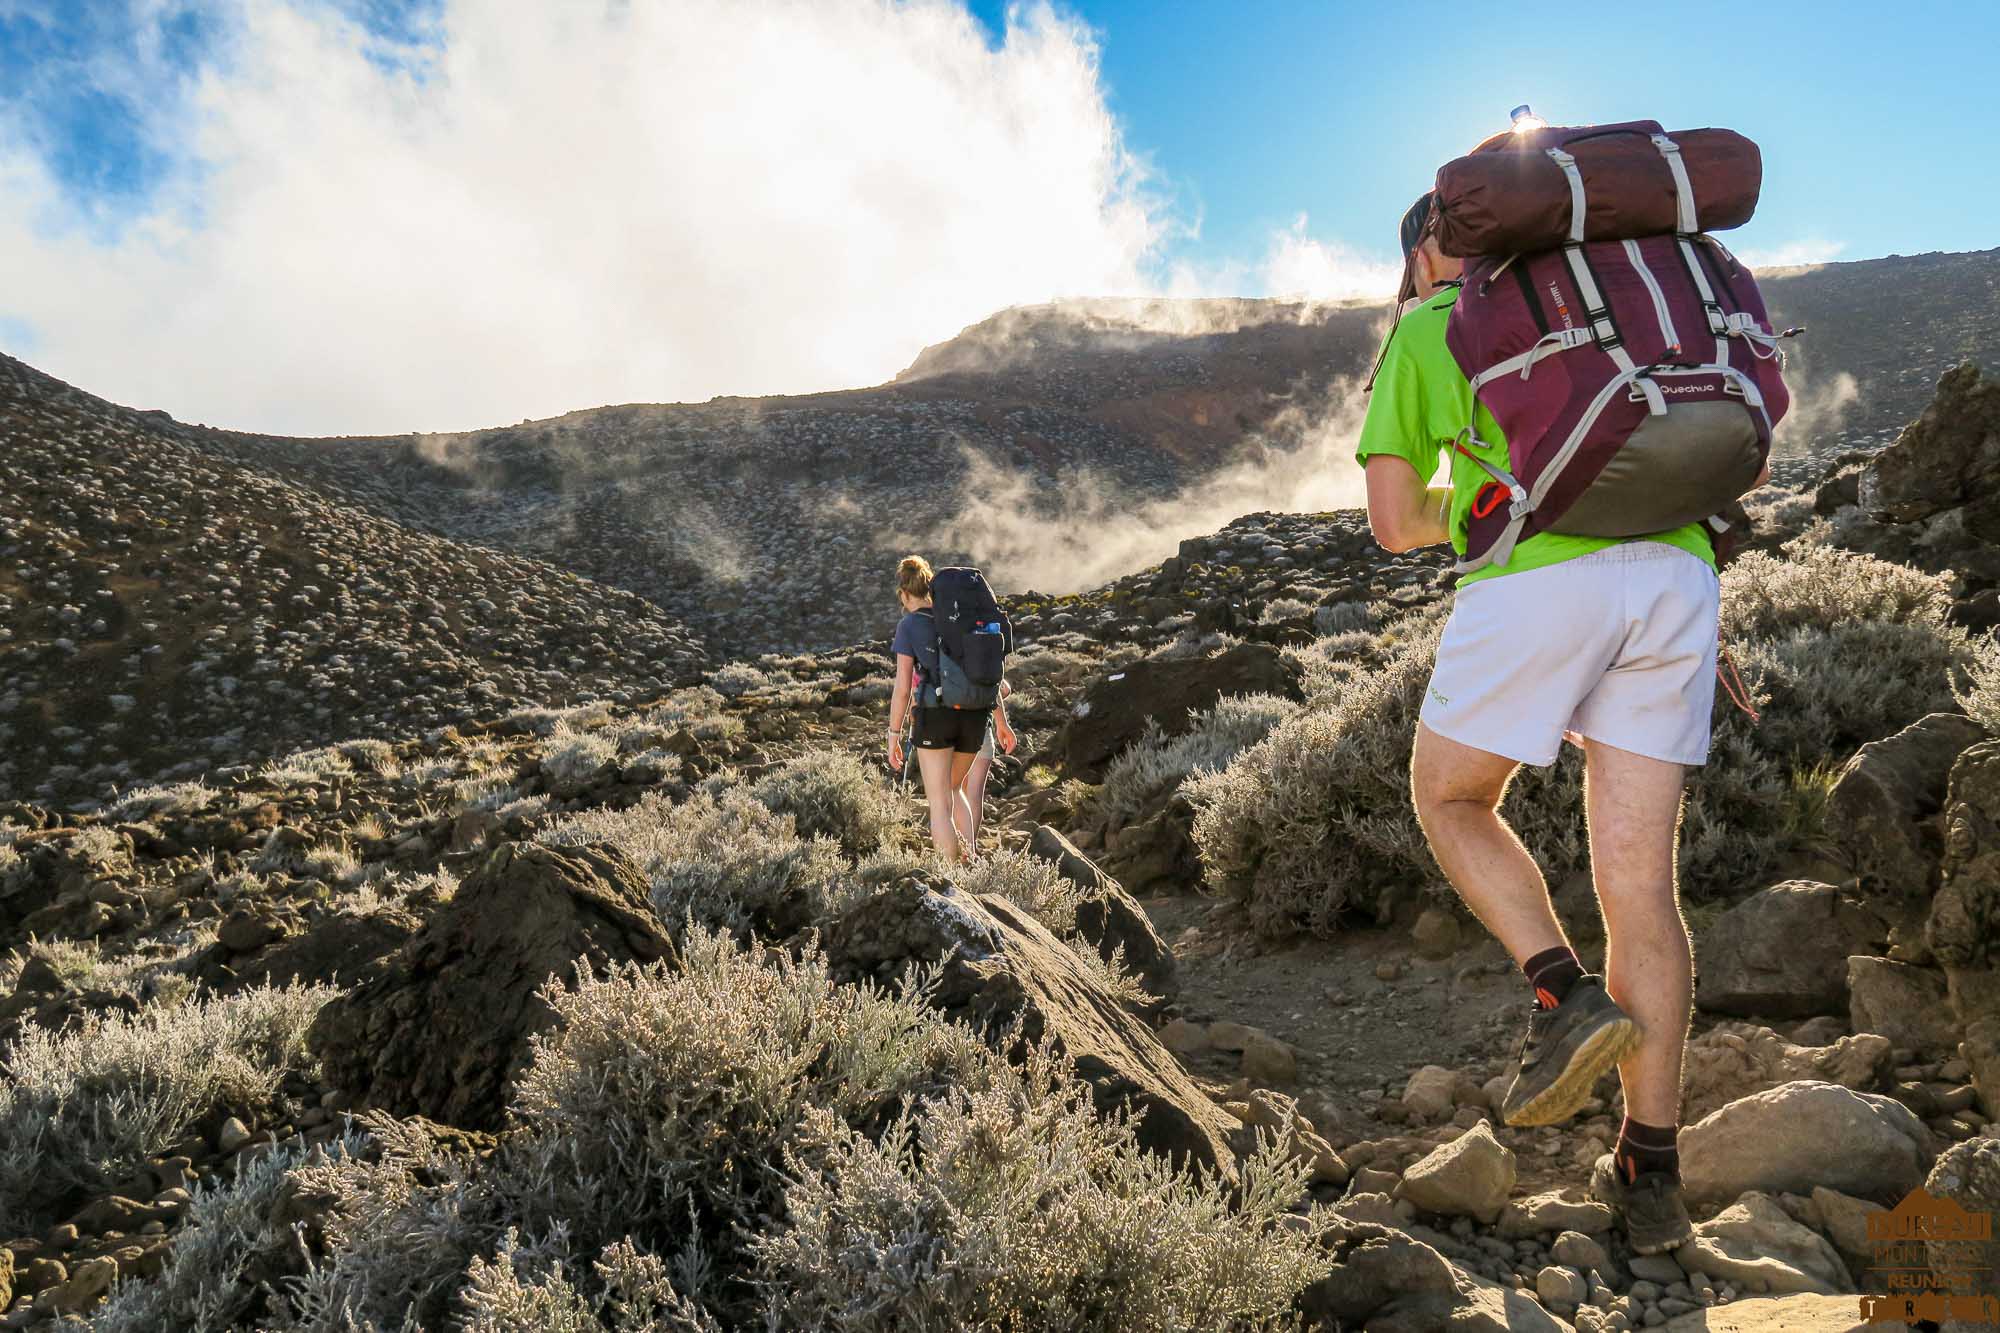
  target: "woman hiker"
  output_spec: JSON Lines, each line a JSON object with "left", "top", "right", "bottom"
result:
{"left": 887, "top": 555, "right": 1008, "bottom": 862}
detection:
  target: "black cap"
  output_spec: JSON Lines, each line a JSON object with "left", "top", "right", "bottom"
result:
{"left": 1395, "top": 189, "right": 1436, "bottom": 308}
{"left": 1398, "top": 190, "right": 1436, "bottom": 259}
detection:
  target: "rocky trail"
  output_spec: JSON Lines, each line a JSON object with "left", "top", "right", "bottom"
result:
{"left": 3, "top": 348, "right": 2000, "bottom": 1325}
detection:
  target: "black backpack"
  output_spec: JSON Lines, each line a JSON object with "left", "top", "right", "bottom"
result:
{"left": 925, "top": 567, "right": 1012, "bottom": 709}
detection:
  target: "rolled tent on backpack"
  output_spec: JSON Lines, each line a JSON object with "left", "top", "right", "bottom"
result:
{"left": 1431, "top": 121, "right": 1762, "bottom": 258}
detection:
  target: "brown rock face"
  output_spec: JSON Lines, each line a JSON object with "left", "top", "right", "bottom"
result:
{"left": 1923, "top": 1138, "right": 2000, "bottom": 1315}
{"left": 1680, "top": 1080, "right": 1933, "bottom": 1207}
{"left": 1057, "top": 642, "right": 1303, "bottom": 780}
{"left": 1827, "top": 712, "right": 1986, "bottom": 896}
{"left": 820, "top": 876, "right": 1238, "bottom": 1176}
{"left": 1025, "top": 823, "right": 1177, "bottom": 1001}
{"left": 1933, "top": 741, "right": 2000, "bottom": 972}
{"left": 307, "top": 842, "right": 674, "bottom": 1130}
{"left": 1860, "top": 363, "right": 2000, "bottom": 527}
{"left": 1695, "top": 881, "right": 1886, "bottom": 1020}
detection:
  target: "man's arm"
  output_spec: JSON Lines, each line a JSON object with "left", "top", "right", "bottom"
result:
{"left": 1365, "top": 454, "right": 1453, "bottom": 552}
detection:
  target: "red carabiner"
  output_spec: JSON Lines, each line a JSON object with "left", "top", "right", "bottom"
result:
{"left": 1472, "top": 483, "right": 1506, "bottom": 520}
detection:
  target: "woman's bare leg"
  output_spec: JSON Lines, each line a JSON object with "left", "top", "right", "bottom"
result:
{"left": 917, "top": 748, "right": 962, "bottom": 860}
{"left": 948, "top": 751, "right": 979, "bottom": 860}
{"left": 959, "top": 750, "right": 992, "bottom": 847}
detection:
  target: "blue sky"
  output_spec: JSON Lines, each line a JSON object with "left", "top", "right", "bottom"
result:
{"left": 0, "top": 0, "right": 1993, "bottom": 435}
{"left": 974, "top": 0, "right": 2000, "bottom": 270}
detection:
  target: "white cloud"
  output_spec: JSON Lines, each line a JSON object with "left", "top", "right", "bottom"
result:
{"left": 1260, "top": 214, "right": 1402, "bottom": 302}
{"left": 0, "top": 0, "right": 1169, "bottom": 435}
{"left": 899, "top": 375, "right": 1377, "bottom": 594}
{"left": 1733, "top": 236, "right": 1848, "bottom": 270}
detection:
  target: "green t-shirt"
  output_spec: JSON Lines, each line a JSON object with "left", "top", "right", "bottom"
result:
{"left": 1354, "top": 286, "right": 1713, "bottom": 586}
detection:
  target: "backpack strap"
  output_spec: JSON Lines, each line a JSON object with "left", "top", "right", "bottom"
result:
{"left": 913, "top": 610, "right": 939, "bottom": 707}
{"left": 1450, "top": 434, "right": 1532, "bottom": 576}
{"left": 1544, "top": 147, "right": 1666, "bottom": 417}
{"left": 1649, "top": 133, "right": 1737, "bottom": 370}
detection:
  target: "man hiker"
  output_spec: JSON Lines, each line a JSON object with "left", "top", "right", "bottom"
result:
{"left": 1355, "top": 188, "right": 1770, "bottom": 1255}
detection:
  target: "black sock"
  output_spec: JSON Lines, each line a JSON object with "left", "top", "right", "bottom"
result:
{"left": 1522, "top": 945, "right": 1585, "bottom": 1010}
{"left": 1615, "top": 1116, "right": 1680, "bottom": 1183}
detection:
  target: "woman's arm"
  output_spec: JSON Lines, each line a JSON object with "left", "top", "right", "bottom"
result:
{"left": 992, "top": 685, "right": 1017, "bottom": 754}
{"left": 889, "top": 655, "right": 915, "bottom": 732}
{"left": 888, "top": 654, "right": 915, "bottom": 768}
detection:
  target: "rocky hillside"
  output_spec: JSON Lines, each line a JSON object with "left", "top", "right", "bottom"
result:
{"left": 2, "top": 364, "right": 1997, "bottom": 1330}
{"left": 0, "top": 355, "right": 706, "bottom": 810}
{"left": 119, "top": 249, "right": 2000, "bottom": 660}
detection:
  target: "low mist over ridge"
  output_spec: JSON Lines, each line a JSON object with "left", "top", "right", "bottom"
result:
{"left": 88, "top": 247, "right": 1985, "bottom": 659}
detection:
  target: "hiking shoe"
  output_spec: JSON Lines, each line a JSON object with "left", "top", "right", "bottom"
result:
{"left": 1590, "top": 1151, "right": 1696, "bottom": 1255}
{"left": 1497, "top": 974, "right": 1640, "bottom": 1127}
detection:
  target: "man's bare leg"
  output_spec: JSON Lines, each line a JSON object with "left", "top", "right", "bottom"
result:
{"left": 1582, "top": 736, "right": 1697, "bottom": 1252}
{"left": 1583, "top": 737, "right": 1694, "bottom": 1127}
{"left": 1415, "top": 722, "right": 1640, "bottom": 1127}
{"left": 1410, "top": 722, "right": 1569, "bottom": 962}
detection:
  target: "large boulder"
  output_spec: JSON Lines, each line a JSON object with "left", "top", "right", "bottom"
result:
{"left": 1923, "top": 1138, "right": 2000, "bottom": 1325}
{"left": 1663, "top": 1291, "right": 1870, "bottom": 1331}
{"left": 1680, "top": 1080, "right": 1934, "bottom": 1207}
{"left": 1681, "top": 1022, "right": 1894, "bottom": 1123}
{"left": 1827, "top": 713, "right": 1985, "bottom": 896}
{"left": 1931, "top": 740, "right": 2000, "bottom": 973}
{"left": 1024, "top": 824, "right": 1177, "bottom": 1000}
{"left": 1100, "top": 794, "right": 1202, "bottom": 896}
{"left": 1963, "top": 1015, "right": 2000, "bottom": 1120}
{"left": 1859, "top": 363, "right": 2000, "bottom": 529}
{"left": 1056, "top": 642, "right": 1303, "bottom": 780}
{"left": 1934, "top": 743, "right": 2000, "bottom": 1114}
{"left": 1302, "top": 1219, "right": 1573, "bottom": 1333}
{"left": 222, "top": 906, "right": 421, "bottom": 994}
{"left": 1395, "top": 1120, "right": 1516, "bottom": 1226}
{"left": 307, "top": 842, "right": 675, "bottom": 1130}
{"left": 1848, "top": 956, "right": 1959, "bottom": 1055}
{"left": 819, "top": 876, "right": 1238, "bottom": 1175}
{"left": 1695, "top": 882, "right": 1886, "bottom": 1020}
{"left": 1673, "top": 1192, "right": 1854, "bottom": 1296}
{"left": 1830, "top": 365, "right": 2000, "bottom": 610}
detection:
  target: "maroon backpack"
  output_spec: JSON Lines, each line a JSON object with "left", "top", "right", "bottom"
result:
{"left": 1434, "top": 121, "right": 1796, "bottom": 574}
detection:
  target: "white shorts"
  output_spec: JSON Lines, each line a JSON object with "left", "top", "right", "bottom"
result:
{"left": 1422, "top": 542, "right": 1721, "bottom": 768}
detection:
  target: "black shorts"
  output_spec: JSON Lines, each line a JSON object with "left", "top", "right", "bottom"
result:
{"left": 913, "top": 707, "right": 993, "bottom": 754}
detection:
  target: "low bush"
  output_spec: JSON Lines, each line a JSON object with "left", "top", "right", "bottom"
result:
{"left": 950, "top": 846, "right": 1083, "bottom": 934}
{"left": 92, "top": 1135, "right": 366, "bottom": 1333}
{"left": 1098, "top": 694, "right": 1299, "bottom": 828}
{"left": 456, "top": 1235, "right": 723, "bottom": 1333}
{"left": 0, "top": 982, "right": 336, "bottom": 1234}
{"left": 540, "top": 789, "right": 854, "bottom": 940}
{"left": 1956, "top": 631, "right": 2000, "bottom": 733}
{"left": 752, "top": 1045, "right": 1332, "bottom": 1332}
{"left": 1313, "top": 599, "right": 1372, "bottom": 636}
{"left": 148, "top": 934, "right": 1327, "bottom": 1331}
{"left": 246, "top": 931, "right": 993, "bottom": 1329}
{"left": 709, "top": 662, "right": 775, "bottom": 697}
{"left": 1258, "top": 596, "right": 1315, "bottom": 624}
{"left": 541, "top": 721, "right": 619, "bottom": 789}
{"left": 109, "top": 780, "right": 216, "bottom": 820}
{"left": 748, "top": 750, "right": 906, "bottom": 858}
{"left": 1187, "top": 607, "right": 1447, "bottom": 937}
{"left": 1191, "top": 547, "right": 1973, "bottom": 938}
